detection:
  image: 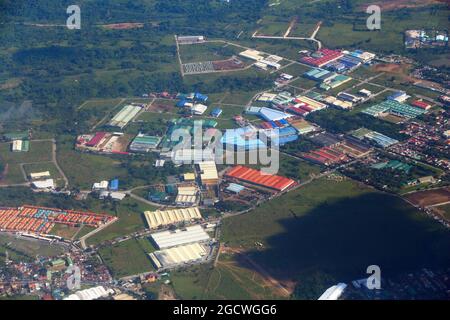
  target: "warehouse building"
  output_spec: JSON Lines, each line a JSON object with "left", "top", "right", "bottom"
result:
{"left": 210, "top": 107, "right": 223, "bottom": 118}
{"left": 221, "top": 126, "right": 266, "bottom": 151}
{"left": 300, "top": 49, "right": 343, "bottom": 67}
{"left": 109, "top": 104, "right": 142, "bottom": 128}
{"left": 225, "top": 165, "right": 296, "bottom": 192}
{"left": 197, "top": 161, "right": 219, "bottom": 185}
{"left": 175, "top": 186, "right": 198, "bottom": 206}
{"left": 177, "top": 35, "right": 205, "bottom": 44}
{"left": 150, "top": 225, "right": 210, "bottom": 249}
{"left": 363, "top": 100, "right": 426, "bottom": 119}
{"left": 288, "top": 118, "right": 317, "bottom": 135}
{"left": 29, "top": 171, "right": 51, "bottom": 180}
{"left": 149, "top": 242, "right": 208, "bottom": 270}
{"left": 320, "top": 74, "right": 352, "bottom": 91}
{"left": 144, "top": 207, "right": 203, "bottom": 229}
{"left": 351, "top": 128, "right": 398, "bottom": 148}
{"left": 239, "top": 49, "right": 264, "bottom": 61}
{"left": 246, "top": 106, "right": 293, "bottom": 122}
{"left": 11, "top": 139, "right": 29, "bottom": 152}
{"left": 129, "top": 133, "right": 161, "bottom": 152}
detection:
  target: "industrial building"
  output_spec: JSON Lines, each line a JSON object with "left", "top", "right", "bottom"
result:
{"left": 150, "top": 225, "right": 210, "bottom": 249}
{"left": 320, "top": 74, "right": 352, "bottom": 91}
{"left": 225, "top": 166, "right": 296, "bottom": 192}
{"left": 197, "top": 161, "right": 219, "bottom": 185}
{"left": 288, "top": 118, "right": 317, "bottom": 135}
{"left": 300, "top": 48, "right": 343, "bottom": 67}
{"left": 11, "top": 139, "right": 29, "bottom": 152}
{"left": 144, "top": 207, "right": 203, "bottom": 229}
{"left": 351, "top": 128, "right": 399, "bottom": 148}
{"left": 225, "top": 183, "right": 246, "bottom": 194}
{"left": 388, "top": 91, "right": 410, "bottom": 103}
{"left": 76, "top": 132, "right": 130, "bottom": 155}
{"left": 176, "top": 35, "right": 205, "bottom": 44}
{"left": 109, "top": 104, "right": 142, "bottom": 128}
{"left": 363, "top": 100, "right": 426, "bottom": 119}
{"left": 210, "top": 107, "right": 223, "bottom": 118}
{"left": 287, "top": 95, "right": 327, "bottom": 116}
{"left": 246, "top": 106, "right": 293, "bottom": 122}
{"left": 190, "top": 104, "right": 208, "bottom": 115}
{"left": 29, "top": 171, "right": 51, "bottom": 180}
{"left": 221, "top": 126, "right": 266, "bottom": 151}
{"left": 149, "top": 242, "right": 208, "bottom": 270}
{"left": 175, "top": 186, "right": 198, "bottom": 206}
{"left": 32, "top": 179, "right": 55, "bottom": 190}
{"left": 265, "top": 126, "right": 299, "bottom": 146}
{"left": 239, "top": 49, "right": 264, "bottom": 61}
{"left": 129, "top": 133, "right": 161, "bottom": 152}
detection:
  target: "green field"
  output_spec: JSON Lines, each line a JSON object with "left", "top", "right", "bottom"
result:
{"left": 179, "top": 42, "right": 241, "bottom": 63}
{"left": 0, "top": 140, "right": 53, "bottom": 184}
{"left": 99, "top": 237, "right": 156, "bottom": 278}
{"left": 86, "top": 198, "right": 156, "bottom": 246}
{"left": 220, "top": 177, "right": 450, "bottom": 298}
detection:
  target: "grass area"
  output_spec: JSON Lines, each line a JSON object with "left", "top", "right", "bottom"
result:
{"left": 56, "top": 135, "right": 133, "bottom": 189}
{"left": 49, "top": 224, "right": 80, "bottom": 240}
{"left": 77, "top": 98, "right": 123, "bottom": 128}
{"left": 221, "top": 177, "right": 450, "bottom": 296}
{"left": 86, "top": 198, "right": 156, "bottom": 246}
{"left": 179, "top": 42, "right": 241, "bottom": 63}
{"left": 99, "top": 237, "right": 156, "bottom": 278}
{"left": 0, "top": 140, "right": 53, "bottom": 184}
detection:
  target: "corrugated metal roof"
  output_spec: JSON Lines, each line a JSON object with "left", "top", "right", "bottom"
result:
{"left": 225, "top": 166, "right": 296, "bottom": 191}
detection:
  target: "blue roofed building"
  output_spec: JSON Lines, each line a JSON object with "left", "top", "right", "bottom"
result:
{"left": 210, "top": 107, "right": 222, "bottom": 118}
{"left": 109, "top": 179, "right": 119, "bottom": 191}
{"left": 221, "top": 126, "right": 266, "bottom": 150}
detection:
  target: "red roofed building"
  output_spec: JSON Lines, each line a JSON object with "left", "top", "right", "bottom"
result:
{"left": 300, "top": 49, "right": 343, "bottom": 67}
{"left": 225, "top": 165, "right": 296, "bottom": 192}
{"left": 411, "top": 100, "right": 432, "bottom": 110}
{"left": 86, "top": 132, "right": 107, "bottom": 147}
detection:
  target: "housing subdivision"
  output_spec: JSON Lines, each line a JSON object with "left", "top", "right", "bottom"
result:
{"left": 0, "top": 205, "right": 116, "bottom": 238}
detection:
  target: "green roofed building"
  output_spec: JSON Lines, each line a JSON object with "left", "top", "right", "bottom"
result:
{"left": 129, "top": 133, "right": 161, "bottom": 152}
{"left": 371, "top": 160, "right": 412, "bottom": 173}
{"left": 363, "top": 100, "right": 426, "bottom": 119}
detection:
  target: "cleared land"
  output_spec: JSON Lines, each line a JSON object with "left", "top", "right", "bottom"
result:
{"left": 404, "top": 187, "right": 450, "bottom": 207}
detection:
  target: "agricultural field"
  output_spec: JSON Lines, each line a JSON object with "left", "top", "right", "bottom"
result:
{"left": 99, "top": 237, "right": 156, "bottom": 278}
{"left": 220, "top": 177, "right": 450, "bottom": 297}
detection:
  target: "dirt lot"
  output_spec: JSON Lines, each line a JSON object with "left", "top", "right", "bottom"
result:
{"left": 147, "top": 100, "right": 176, "bottom": 113}
{"left": 404, "top": 187, "right": 450, "bottom": 207}
{"left": 372, "top": 63, "right": 416, "bottom": 82}
{"left": 212, "top": 58, "right": 246, "bottom": 71}
{"left": 359, "top": 0, "right": 443, "bottom": 11}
